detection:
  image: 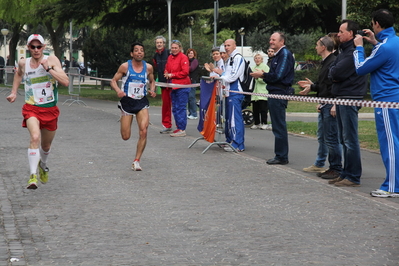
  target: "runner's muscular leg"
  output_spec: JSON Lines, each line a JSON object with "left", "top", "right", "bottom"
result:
{"left": 134, "top": 108, "right": 150, "bottom": 160}
{"left": 120, "top": 115, "right": 134, "bottom": 140}
{"left": 26, "top": 117, "right": 41, "bottom": 149}
{"left": 41, "top": 128, "right": 57, "bottom": 152}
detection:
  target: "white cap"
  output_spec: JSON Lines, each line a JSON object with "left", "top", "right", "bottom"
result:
{"left": 219, "top": 44, "right": 226, "bottom": 53}
{"left": 27, "top": 34, "right": 45, "bottom": 45}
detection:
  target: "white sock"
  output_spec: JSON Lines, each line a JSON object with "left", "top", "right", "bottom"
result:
{"left": 28, "top": 148, "right": 40, "bottom": 175}
{"left": 39, "top": 147, "right": 51, "bottom": 168}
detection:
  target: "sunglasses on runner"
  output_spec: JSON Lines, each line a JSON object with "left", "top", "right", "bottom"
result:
{"left": 29, "top": 45, "right": 43, "bottom": 50}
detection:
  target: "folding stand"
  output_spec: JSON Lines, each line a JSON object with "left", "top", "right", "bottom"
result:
{"left": 63, "top": 68, "right": 87, "bottom": 106}
{"left": 188, "top": 77, "right": 238, "bottom": 153}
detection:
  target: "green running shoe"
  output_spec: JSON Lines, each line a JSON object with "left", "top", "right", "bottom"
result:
{"left": 27, "top": 174, "right": 38, "bottom": 189}
{"left": 38, "top": 161, "right": 49, "bottom": 184}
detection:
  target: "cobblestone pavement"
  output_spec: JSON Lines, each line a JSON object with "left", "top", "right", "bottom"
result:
{"left": 0, "top": 90, "right": 398, "bottom": 265}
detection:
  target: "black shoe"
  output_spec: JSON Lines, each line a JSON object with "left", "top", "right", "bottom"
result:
{"left": 266, "top": 158, "right": 289, "bottom": 165}
{"left": 318, "top": 169, "right": 340, "bottom": 179}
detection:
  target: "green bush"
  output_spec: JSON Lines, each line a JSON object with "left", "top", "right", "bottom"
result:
{"left": 294, "top": 69, "right": 319, "bottom": 83}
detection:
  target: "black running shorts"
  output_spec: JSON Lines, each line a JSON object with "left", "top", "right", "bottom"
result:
{"left": 118, "top": 96, "right": 149, "bottom": 115}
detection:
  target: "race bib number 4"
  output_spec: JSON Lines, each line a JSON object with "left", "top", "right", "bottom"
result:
{"left": 33, "top": 82, "right": 54, "bottom": 104}
{"left": 127, "top": 82, "right": 145, "bottom": 99}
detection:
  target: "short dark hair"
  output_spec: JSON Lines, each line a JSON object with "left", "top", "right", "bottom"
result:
{"left": 341, "top": 20, "right": 360, "bottom": 38}
{"left": 212, "top": 47, "right": 220, "bottom": 52}
{"left": 372, "top": 9, "right": 394, "bottom": 29}
{"left": 131, "top": 42, "right": 144, "bottom": 53}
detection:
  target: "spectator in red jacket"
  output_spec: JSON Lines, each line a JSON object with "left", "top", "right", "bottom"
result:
{"left": 164, "top": 40, "right": 191, "bottom": 137}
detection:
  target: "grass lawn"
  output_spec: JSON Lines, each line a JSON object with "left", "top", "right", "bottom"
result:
{"left": 286, "top": 121, "right": 379, "bottom": 152}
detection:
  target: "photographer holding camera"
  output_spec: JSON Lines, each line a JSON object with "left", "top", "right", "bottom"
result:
{"left": 353, "top": 9, "right": 399, "bottom": 198}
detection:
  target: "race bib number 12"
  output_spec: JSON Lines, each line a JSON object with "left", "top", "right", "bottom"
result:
{"left": 127, "top": 82, "right": 145, "bottom": 99}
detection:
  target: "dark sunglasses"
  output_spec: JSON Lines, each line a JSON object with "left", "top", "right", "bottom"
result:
{"left": 30, "top": 45, "right": 43, "bottom": 50}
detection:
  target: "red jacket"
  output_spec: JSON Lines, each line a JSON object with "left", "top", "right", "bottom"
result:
{"left": 164, "top": 52, "right": 191, "bottom": 89}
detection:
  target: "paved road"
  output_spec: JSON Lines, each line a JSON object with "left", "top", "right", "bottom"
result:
{"left": 0, "top": 89, "right": 398, "bottom": 265}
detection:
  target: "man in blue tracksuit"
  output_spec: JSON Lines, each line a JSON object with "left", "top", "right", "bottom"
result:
{"left": 354, "top": 9, "right": 399, "bottom": 198}
{"left": 220, "top": 39, "right": 245, "bottom": 152}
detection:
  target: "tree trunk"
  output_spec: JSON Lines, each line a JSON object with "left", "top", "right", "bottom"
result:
{"left": 8, "top": 23, "right": 24, "bottom": 67}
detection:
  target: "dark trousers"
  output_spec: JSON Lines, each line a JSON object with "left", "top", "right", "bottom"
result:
{"left": 268, "top": 98, "right": 288, "bottom": 161}
{"left": 252, "top": 100, "right": 268, "bottom": 125}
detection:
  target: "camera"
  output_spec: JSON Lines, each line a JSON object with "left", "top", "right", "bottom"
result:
{"left": 357, "top": 30, "right": 366, "bottom": 36}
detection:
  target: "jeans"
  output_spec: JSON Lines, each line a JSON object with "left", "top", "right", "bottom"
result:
{"left": 171, "top": 88, "right": 190, "bottom": 131}
{"left": 318, "top": 104, "right": 342, "bottom": 172}
{"left": 314, "top": 112, "right": 328, "bottom": 167}
{"left": 187, "top": 87, "right": 197, "bottom": 117}
{"left": 268, "top": 98, "right": 288, "bottom": 161}
{"left": 336, "top": 105, "right": 362, "bottom": 184}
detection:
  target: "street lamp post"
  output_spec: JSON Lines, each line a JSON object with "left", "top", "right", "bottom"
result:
{"left": 342, "top": 0, "right": 347, "bottom": 19}
{"left": 1, "top": 29, "right": 9, "bottom": 85}
{"left": 214, "top": 0, "right": 219, "bottom": 47}
{"left": 1, "top": 28, "right": 9, "bottom": 66}
{"left": 166, "top": 0, "right": 173, "bottom": 48}
{"left": 238, "top": 27, "right": 245, "bottom": 55}
{"left": 188, "top": 16, "right": 194, "bottom": 48}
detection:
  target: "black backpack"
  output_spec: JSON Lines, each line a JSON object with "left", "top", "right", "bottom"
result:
{"left": 230, "top": 53, "right": 254, "bottom": 92}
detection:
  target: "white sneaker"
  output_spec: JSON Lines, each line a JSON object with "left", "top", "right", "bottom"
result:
{"left": 370, "top": 189, "right": 399, "bottom": 198}
{"left": 170, "top": 130, "right": 186, "bottom": 137}
{"left": 250, "top": 125, "right": 259, "bottom": 129}
{"left": 266, "top": 124, "right": 272, "bottom": 130}
{"left": 132, "top": 161, "right": 142, "bottom": 171}
{"left": 260, "top": 124, "right": 268, "bottom": 130}
{"left": 223, "top": 146, "right": 244, "bottom": 152}
{"left": 187, "top": 115, "right": 198, "bottom": 120}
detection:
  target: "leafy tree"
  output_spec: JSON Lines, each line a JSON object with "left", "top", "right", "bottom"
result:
{"left": 82, "top": 27, "right": 145, "bottom": 77}
{"left": 246, "top": 30, "right": 322, "bottom": 61}
{"left": 346, "top": 0, "right": 399, "bottom": 28}
{"left": 0, "top": 0, "right": 33, "bottom": 66}
{"left": 185, "top": 0, "right": 341, "bottom": 36}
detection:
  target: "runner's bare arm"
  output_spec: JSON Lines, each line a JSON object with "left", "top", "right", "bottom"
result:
{"left": 43, "top": 55, "right": 69, "bottom": 87}
{"left": 146, "top": 63, "right": 156, "bottom": 98}
{"left": 111, "top": 63, "right": 127, "bottom": 98}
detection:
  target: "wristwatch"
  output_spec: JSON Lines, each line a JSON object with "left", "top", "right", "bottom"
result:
{"left": 46, "top": 66, "right": 54, "bottom": 72}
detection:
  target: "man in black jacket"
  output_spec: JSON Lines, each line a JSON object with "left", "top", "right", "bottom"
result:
{"left": 328, "top": 20, "right": 368, "bottom": 187}
{"left": 153, "top": 36, "right": 172, "bottom": 133}
{"left": 298, "top": 36, "right": 342, "bottom": 179}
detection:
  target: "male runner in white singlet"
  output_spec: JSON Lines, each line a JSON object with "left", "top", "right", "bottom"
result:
{"left": 7, "top": 34, "right": 69, "bottom": 189}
